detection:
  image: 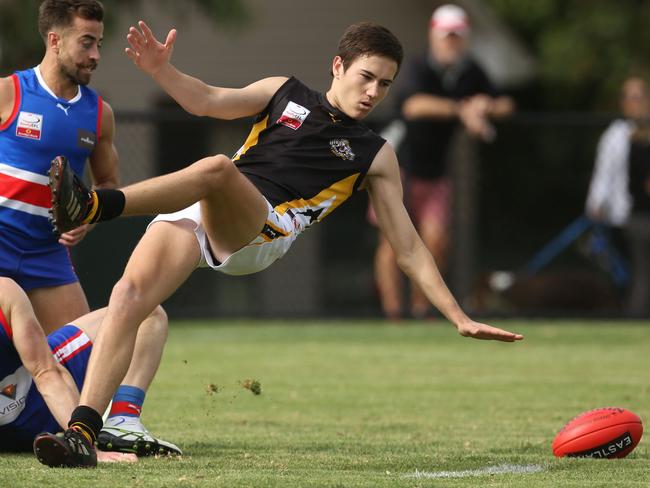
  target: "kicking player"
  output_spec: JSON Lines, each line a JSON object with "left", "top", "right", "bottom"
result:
{"left": 0, "top": 277, "right": 180, "bottom": 465}
{"left": 36, "top": 21, "right": 523, "bottom": 468}
{"left": 0, "top": 0, "right": 119, "bottom": 333}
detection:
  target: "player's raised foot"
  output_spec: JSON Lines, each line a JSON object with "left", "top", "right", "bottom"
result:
{"left": 97, "top": 418, "right": 182, "bottom": 457}
{"left": 33, "top": 428, "right": 97, "bottom": 468}
{"left": 48, "top": 155, "right": 94, "bottom": 234}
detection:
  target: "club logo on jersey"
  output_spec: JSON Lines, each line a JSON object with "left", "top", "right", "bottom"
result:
{"left": 277, "top": 101, "right": 310, "bottom": 130}
{"left": 0, "top": 384, "right": 16, "bottom": 400}
{"left": 329, "top": 138, "right": 355, "bottom": 161}
{"left": 16, "top": 111, "right": 43, "bottom": 140}
{"left": 77, "top": 128, "right": 96, "bottom": 150}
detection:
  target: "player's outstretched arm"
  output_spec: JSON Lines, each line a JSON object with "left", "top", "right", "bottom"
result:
{"left": 0, "top": 278, "right": 81, "bottom": 429}
{"left": 125, "top": 20, "right": 287, "bottom": 120}
{"left": 364, "top": 145, "right": 523, "bottom": 342}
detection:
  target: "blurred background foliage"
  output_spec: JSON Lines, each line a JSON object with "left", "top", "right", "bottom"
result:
{"left": 487, "top": 0, "right": 650, "bottom": 110}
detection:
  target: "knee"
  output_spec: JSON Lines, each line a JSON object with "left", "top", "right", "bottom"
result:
{"left": 0, "top": 277, "right": 17, "bottom": 295}
{"left": 193, "top": 154, "right": 237, "bottom": 190}
{"left": 110, "top": 276, "right": 145, "bottom": 310}
{"left": 110, "top": 278, "right": 166, "bottom": 327}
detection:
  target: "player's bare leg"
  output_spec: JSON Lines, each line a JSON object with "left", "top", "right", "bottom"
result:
{"left": 79, "top": 222, "right": 199, "bottom": 417}
{"left": 27, "top": 282, "right": 90, "bottom": 334}
{"left": 71, "top": 305, "right": 169, "bottom": 396}
{"left": 49, "top": 153, "right": 268, "bottom": 244}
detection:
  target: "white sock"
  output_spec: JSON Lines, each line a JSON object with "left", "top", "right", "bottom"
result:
{"left": 104, "top": 415, "right": 147, "bottom": 432}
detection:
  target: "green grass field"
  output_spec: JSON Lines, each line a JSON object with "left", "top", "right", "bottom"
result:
{"left": 3, "top": 320, "right": 649, "bottom": 487}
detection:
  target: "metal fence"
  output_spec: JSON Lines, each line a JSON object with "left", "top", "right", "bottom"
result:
{"left": 72, "top": 109, "right": 634, "bottom": 319}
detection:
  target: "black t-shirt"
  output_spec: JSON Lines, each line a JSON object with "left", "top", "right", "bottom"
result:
{"left": 628, "top": 140, "right": 650, "bottom": 214}
{"left": 395, "top": 53, "right": 498, "bottom": 179}
{"left": 235, "top": 77, "right": 386, "bottom": 227}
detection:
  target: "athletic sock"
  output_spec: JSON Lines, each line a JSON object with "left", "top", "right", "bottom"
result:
{"left": 107, "top": 385, "right": 146, "bottom": 420}
{"left": 81, "top": 189, "right": 126, "bottom": 225}
{"left": 68, "top": 405, "right": 103, "bottom": 444}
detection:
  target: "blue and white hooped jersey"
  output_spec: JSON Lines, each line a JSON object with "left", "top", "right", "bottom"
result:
{"left": 0, "top": 307, "right": 92, "bottom": 451}
{"left": 0, "top": 66, "right": 102, "bottom": 243}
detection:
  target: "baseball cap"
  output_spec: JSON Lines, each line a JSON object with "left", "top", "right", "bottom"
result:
{"left": 430, "top": 4, "right": 470, "bottom": 36}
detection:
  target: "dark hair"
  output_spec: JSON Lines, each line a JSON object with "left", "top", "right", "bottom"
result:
{"left": 38, "top": 0, "right": 104, "bottom": 40}
{"left": 336, "top": 22, "right": 403, "bottom": 73}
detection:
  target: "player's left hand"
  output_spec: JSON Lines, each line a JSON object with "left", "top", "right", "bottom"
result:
{"left": 456, "top": 320, "right": 524, "bottom": 342}
{"left": 97, "top": 450, "right": 138, "bottom": 463}
{"left": 58, "top": 224, "right": 91, "bottom": 247}
{"left": 125, "top": 21, "right": 177, "bottom": 76}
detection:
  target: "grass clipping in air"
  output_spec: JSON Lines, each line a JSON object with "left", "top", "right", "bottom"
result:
{"left": 240, "top": 378, "right": 262, "bottom": 395}
{"left": 205, "top": 379, "right": 262, "bottom": 396}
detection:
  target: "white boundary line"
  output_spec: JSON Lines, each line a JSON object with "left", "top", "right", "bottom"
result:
{"left": 403, "top": 464, "right": 545, "bottom": 479}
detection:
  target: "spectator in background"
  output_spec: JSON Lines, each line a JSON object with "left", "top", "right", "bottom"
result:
{"left": 370, "top": 4, "right": 515, "bottom": 320}
{"left": 585, "top": 77, "right": 646, "bottom": 228}
{"left": 586, "top": 76, "right": 650, "bottom": 316}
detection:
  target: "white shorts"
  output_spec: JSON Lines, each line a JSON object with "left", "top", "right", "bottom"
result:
{"left": 147, "top": 201, "right": 300, "bottom": 276}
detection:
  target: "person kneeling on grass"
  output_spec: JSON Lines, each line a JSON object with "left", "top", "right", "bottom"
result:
{"left": 0, "top": 277, "right": 180, "bottom": 464}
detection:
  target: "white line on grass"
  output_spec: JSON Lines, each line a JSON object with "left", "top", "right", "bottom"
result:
{"left": 403, "top": 464, "right": 544, "bottom": 479}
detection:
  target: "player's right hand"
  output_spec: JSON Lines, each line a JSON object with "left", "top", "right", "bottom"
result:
{"left": 125, "top": 20, "right": 177, "bottom": 76}
{"left": 456, "top": 320, "right": 524, "bottom": 342}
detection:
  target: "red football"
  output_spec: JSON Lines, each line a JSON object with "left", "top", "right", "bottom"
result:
{"left": 552, "top": 407, "right": 643, "bottom": 458}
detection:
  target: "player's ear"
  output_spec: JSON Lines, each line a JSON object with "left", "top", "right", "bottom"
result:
{"left": 332, "top": 56, "right": 345, "bottom": 79}
{"left": 47, "top": 31, "right": 61, "bottom": 54}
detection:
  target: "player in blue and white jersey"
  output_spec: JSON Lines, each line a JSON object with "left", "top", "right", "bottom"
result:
{"left": 0, "top": 0, "right": 119, "bottom": 333}
{"left": 0, "top": 277, "right": 180, "bottom": 461}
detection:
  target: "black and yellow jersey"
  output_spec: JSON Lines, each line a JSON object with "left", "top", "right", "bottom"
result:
{"left": 234, "top": 77, "right": 386, "bottom": 229}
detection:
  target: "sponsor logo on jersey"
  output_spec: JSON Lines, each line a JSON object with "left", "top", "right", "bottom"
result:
{"left": 0, "top": 396, "right": 26, "bottom": 417}
{"left": 329, "top": 138, "right": 355, "bottom": 161}
{"left": 0, "top": 367, "right": 31, "bottom": 425}
{"left": 77, "top": 128, "right": 97, "bottom": 150}
{"left": 277, "top": 101, "right": 310, "bottom": 130}
{"left": 56, "top": 103, "right": 71, "bottom": 116}
{"left": 16, "top": 111, "right": 43, "bottom": 140}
